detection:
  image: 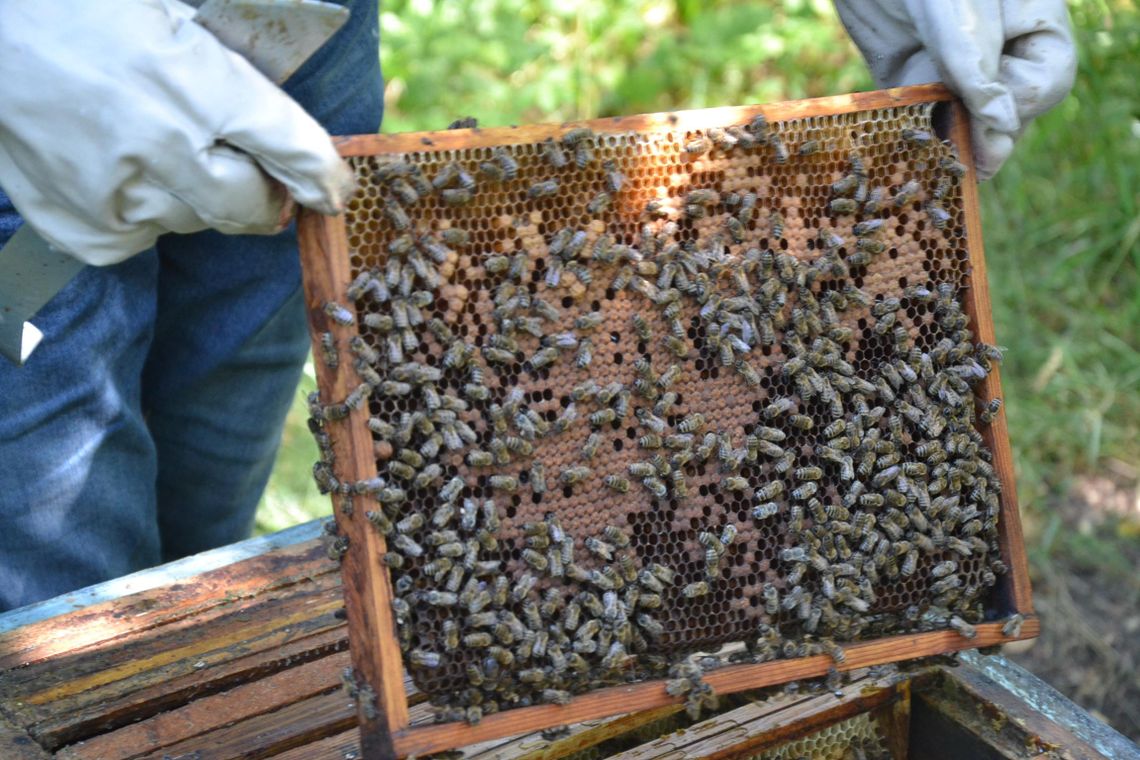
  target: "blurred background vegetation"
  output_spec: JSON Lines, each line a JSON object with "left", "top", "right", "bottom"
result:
{"left": 259, "top": 0, "right": 1139, "bottom": 739}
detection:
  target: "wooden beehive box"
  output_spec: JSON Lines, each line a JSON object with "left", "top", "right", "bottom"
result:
{"left": 298, "top": 84, "right": 1036, "bottom": 758}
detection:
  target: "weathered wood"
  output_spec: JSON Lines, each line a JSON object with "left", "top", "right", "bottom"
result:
{"left": 0, "top": 537, "right": 335, "bottom": 673}
{"left": 298, "top": 208, "right": 408, "bottom": 759}
{"left": 391, "top": 620, "right": 1037, "bottom": 757}
{"left": 950, "top": 101, "right": 1033, "bottom": 616}
{"left": 129, "top": 689, "right": 356, "bottom": 760}
{"left": 873, "top": 679, "right": 911, "bottom": 760}
{"left": 333, "top": 84, "right": 956, "bottom": 157}
{"left": 930, "top": 652, "right": 1140, "bottom": 760}
{"left": 34, "top": 624, "right": 348, "bottom": 750}
{"left": 606, "top": 674, "right": 903, "bottom": 760}
{"left": 0, "top": 711, "right": 50, "bottom": 760}
{"left": 57, "top": 653, "right": 350, "bottom": 760}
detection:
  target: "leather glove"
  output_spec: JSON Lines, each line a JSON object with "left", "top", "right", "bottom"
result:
{"left": 0, "top": 0, "right": 355, "bottom": 265}
{"left": 834, "top": 0, "right": 1076, "bottom": 179}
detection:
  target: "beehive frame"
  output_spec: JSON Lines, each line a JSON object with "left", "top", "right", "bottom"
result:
{"left": 298, "top": 84, "right": 1035, "bottom": 759}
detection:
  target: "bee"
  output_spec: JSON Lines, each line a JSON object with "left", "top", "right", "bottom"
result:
{"left": 586, "top": 191, "right": 612, "bottom": 214}
{"left": 683, "top": 137, "right": 710, "bottom": 155}
{"left": 604, "top": 474, "right": 630, "bottom": 493}
{"left": 574, "top": 142, "right": 594, "bottom": 168}
{"left": 525, "top": 462, "right": 547, "bottom": 495}
{"left": 539, "top": 137, "right": 569, "bottom": 169}
{"left": 785, "top": 414, "right": 811, "bottom": 431}
{"left": 488, "top": 475, "right": 518, "bottom": 493}
{"left": 488, "top": 146, "right": 518, "bottom": 180}
{"left": 440, "top": 188, "right": 472, "bottom": 206}
{"left": 682, "top": 581, "right": 710, "bottom": 598}
{"left": 829, "top": 197, "right": 857, "bottom": 215}
{"left": 637, "top": 613, "right": 666, "bottom": 639}
{"left": 322, "top": 301, "right": 355, "bottom": 326}
{"left": 752, "top": 501, "right": 779, "bottom": 520}
{"left": 1002, "top": 613, "right": 1025, "bottom": 638}
{"left": 893, "top": 180, "right": 921, "bottom": 207}
{"left": 642, "top": 476, "right": 668, "bottom": 498}
{"left": 574, "top": 338, "right": 593, "bottom": 369}
{"left": 940, "top": 156, "right": 968, "bottom": 178}
{"left": 978, "top": 397, "right": 1002, "bottom": 424}
{"left": 770, "top": 134, "right": 789, "bottom": 164}
{"left": 571, "top": 380, "right": 599, "bottom": 403}
{"left": 589, "top": 408, "right": 616, "bottom": 427}
{"left": 579, "top": 432, "right": 603, "bottom": 461}
{"left": 724, "top": 476, "right": 750, "bottom": 492}
{"left": 317, "top": 332, "right": 340, "bottom": 368}
{"left": 558, "top": 466, "right": 591, "bottom": 487}
{"left": 926, "top": 201, "right": 951, "bottom": 229}
{"left": 798, "top": 138, "right": 820, "bottom": 156}
{"left": 949, "top": 615, "right": 977, "bottom": 639}
{"left": 901, "top": 127, "right": 933, "bottom": 146}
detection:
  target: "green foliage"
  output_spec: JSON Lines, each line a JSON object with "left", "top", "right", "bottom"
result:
{"left": 378, "top": 0, "right": 869, "bottom": 132}
{"left": 980, "top": 0, "right": 1140, "bottom": 514}
{"left": 260, "top": 0, "right": 1140, "bottom": 537}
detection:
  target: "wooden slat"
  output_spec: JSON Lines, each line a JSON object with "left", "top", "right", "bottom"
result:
{"left": 606, "top": 674, "right": 903, "bottom": 760}
{"left": 333, "top": 83, "right": 955, "bottom": 156}
{"left": 933, "top": 653, "right": 1140, "bottom": 760}
{"left": 130, "top": 689, "right": 356, "bottom": 760}
{"left": 872, "top": 680, "right": 911, "bottom": 760}
{"left": 268, "top": 728, "right": 360, "bottom": 760}
{"left": 34, "top": 624, "right": 347, "bottom": 750}
{"left": 57, "top": 653, "right": 350, "bottom": 760}
{"left": 950, "top": 101, "right": 1033, "bottom": 615}
{"left": 391, "top": 619, "right": 1037, "bottom": 757}
{"left": 298, "top": 209, "right": 409, "bottom": 758}
{"left": 0, "top": 711, "right": 50, "bottom": 760}
{"left": 0, "top": 538, "right": 334, "bottom": 672}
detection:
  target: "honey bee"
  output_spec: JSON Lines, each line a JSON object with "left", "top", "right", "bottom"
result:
{"left": 770, "top": 134, "right": 789, "bottom": 164}
{"left": 604, "top": 474, "right": 630, "bottom": 493}
{"left": 587, "top": 191, "right": 612, "bottom": 214}
{"left": 589, "top": 408, "right": 616, "bottom": 427}
{"left": 560, "top": 465, "right": 592, "bottom": 486}
{"left": 1002, "top": 613, "right": 1025, "bottom": 638}
{"left": 926, "top": 201, "right": 951, "bottom": 229}
{"left": 682, "top": 581, "right": 710, "bottom": 598}
{"left": 893, "top": 180, "right": 920, "bottom": 208}
{"left": 901, "top": 127, "right": 933, "bottom": 146}
{"left": 575, "top": 338, "right": 593, "bottom": 369}
{"left": 440, "top": 188, "right": 472, "bottom": 206}
{"left": 798, "top": 139, "right": 820, "bottom": 156}
{"left": 642, "top": 476, "right": 668, "bottom": 498}
{"left": 978, "top": 397, "right": 1002, "bottom": 424}
{"left": 752, "top": 501, "right": 779, "bottom": 521}
{"left": 683, "top": 136, "right": 710, "bottom": 155}
{"left": 724, "top": 476, "right": 750, "bottom": 492}
{"left": 948, "top": 615, "right": 977, "bottom": 639}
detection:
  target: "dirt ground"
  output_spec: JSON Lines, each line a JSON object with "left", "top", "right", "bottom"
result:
{"left": 1005, "top": 468, "right": 1140, "bottom": 742}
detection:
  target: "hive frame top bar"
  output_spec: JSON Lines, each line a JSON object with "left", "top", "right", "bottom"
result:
{"left": 299, "top": 83, "right": 1033, "bottom": 758}
{"left": 334, "top": 83, "right": 956, "bottom": 156}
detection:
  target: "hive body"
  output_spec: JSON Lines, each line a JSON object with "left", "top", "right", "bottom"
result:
{"left": 303, "top": 89, "right": 1021, "bottom": 733}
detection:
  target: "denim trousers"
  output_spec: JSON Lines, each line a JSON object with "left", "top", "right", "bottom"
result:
{"left": 0, "top": 1, "right": 382, "bottom": 611}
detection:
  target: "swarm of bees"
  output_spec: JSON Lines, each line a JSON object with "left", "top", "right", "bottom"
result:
{"left": 309, "top": 101, "right": 1022, "bottom": 724}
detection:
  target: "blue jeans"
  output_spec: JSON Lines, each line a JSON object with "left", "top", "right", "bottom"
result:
{"left": 0, "top": 1, "right": 382, "bottom": 611}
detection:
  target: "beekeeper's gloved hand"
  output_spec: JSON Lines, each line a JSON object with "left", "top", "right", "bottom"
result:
{"left": 834, "top": 0, "right": 1076, "bottom": 180}
{"left": 0, "top": 0, "right": 354, "bottom": 266}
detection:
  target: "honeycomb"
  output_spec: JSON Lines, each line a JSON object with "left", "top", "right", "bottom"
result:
{"left": 754, "top": 712, "right": 889, "bottom": 760}
{"left": 308, "top": 98, "right": 1009, "bottom": 722}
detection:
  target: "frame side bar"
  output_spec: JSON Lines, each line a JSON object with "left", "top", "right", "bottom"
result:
{"left": 334, "top": 84, "right": 955, "bottom": 157}
{"left": 297, "top": 210, "right": 410, "bottom": 758}
{"left": 948, "top": 102, "right": 1033, "bottom": 615}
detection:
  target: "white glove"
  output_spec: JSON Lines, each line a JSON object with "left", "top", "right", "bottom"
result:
{"left": 0, "top": 0, "right": 355, "bottom": 265}
{"left": 834, "top": 0, "right": 1076, "bottom": 179}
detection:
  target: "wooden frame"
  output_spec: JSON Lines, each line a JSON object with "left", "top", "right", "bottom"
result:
{"left": 298, "top": 83, "right": 1035, "bottom": 759}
